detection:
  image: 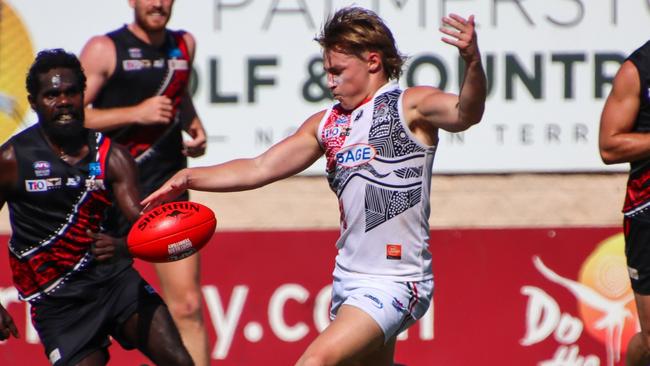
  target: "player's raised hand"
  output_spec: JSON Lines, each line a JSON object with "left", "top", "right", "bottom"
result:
{"left": 0, "top": 305, "right": 19, "bottom": 341}
{"left": 141, "top": 170, "right": 189, "bottom": 211}
{"left": 136, "top": 95, "right": 174, "bottom": 125}
{"left": 440, "top": 14, "right": 480, "bottom": 63}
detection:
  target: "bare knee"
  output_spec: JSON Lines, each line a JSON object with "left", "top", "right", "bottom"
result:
{"left": 167, "top": 290, "right": 203, "bottom": 322}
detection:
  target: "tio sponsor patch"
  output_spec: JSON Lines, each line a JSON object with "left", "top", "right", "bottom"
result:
{"left": 25, "top": 178, "right": 61, "bottom": 192}
{"left": 123, "top": 59, "right": 152, "bottom": 71}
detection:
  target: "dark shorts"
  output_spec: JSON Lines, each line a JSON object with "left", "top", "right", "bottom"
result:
{"left": 624, "top": 214, "right": 650, "bottom": 294}
{"left": 31, "top": 266, "right": 164, "bottom": 365}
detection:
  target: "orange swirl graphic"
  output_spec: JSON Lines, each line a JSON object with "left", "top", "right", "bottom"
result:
{"left": 577, "top": 233, "right": 637, "bottom": 355}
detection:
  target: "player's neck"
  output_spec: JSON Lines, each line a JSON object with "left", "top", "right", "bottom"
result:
{"left": 128, "top": 23, "right": 166, "bottom": 47}
{"left": 341, "top": 77, "right": 389, "bottom": 111}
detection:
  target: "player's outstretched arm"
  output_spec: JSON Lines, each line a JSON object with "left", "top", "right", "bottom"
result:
{"left": 142, "top": 111, "right": 326, "bottom": 209}
{"left": 599, "top": 61, "right": 650, "bottom": 164}
{"left": 80, "top": 36, "right": 174, "bottom": 131}
{"left": 404, "top": 14, "right": 486, "bottom": 133}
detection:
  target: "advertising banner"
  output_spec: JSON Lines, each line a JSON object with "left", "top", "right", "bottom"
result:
{"left": 1, "top": 1, "right": 649, "bottom": 173}
{"left": 0, "top": 227, "right": 636, "bottom": 365}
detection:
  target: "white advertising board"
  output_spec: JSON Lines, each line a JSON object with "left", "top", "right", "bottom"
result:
{"left": 3, "top": 0, "right": 650, "bottom": 173}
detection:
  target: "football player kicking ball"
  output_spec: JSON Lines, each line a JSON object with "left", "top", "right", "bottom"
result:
{"left": 144, "top": 7, "right": 486, "bottom": 366}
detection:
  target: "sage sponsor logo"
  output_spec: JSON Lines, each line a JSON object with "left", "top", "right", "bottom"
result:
{"left": 335, "top": 144, "right": 376, "bottom": 167}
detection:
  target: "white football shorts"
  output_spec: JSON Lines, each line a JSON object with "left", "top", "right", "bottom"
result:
{"left": 330, "top": 274, "right": 434, "bottom": 342}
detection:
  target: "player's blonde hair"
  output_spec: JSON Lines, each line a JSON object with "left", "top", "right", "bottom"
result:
{"left": 315, "top": 7, "right": 406, "bottom": 81}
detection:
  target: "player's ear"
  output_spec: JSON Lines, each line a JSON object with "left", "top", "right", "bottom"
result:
{"left": 366, "top": 52, "right": 382, "bottom": 74}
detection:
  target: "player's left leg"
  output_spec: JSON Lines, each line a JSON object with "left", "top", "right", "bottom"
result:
{"left": 155, "top": 254, "right": 210, "bottom": 366}
{"left": 295, "top": 304, "right": 387, "bottom": 366}
{"left": 120, "top": 302, "right": 194, "bottom": 366}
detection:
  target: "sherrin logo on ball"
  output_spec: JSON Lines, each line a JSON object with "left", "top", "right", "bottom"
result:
{"left": 127, "top": 201, "right": 217, "bottom": 262}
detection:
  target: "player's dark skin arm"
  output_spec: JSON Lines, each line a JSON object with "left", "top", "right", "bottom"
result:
{"left": 0, "top": 143, "right": 21, "bottom": 340}
{"left": 89, "top": 144, "right": 142, "bottom": 261}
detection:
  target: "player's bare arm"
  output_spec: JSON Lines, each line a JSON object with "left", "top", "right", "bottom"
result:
{"left": 404, "top": 14, "right": 486, "bottom": 134}
{"left": 109, "top": 144, "right": 142, "bottom": 221}
{"left": 178, "top": 32, "right": 207, "bottom": 158}
{"left": 142, "top": 111, "right": 325, "bottom": 208}
{"left": 80, "top": 35, "right": 173, "bottom": 131}
{"left": 599, "top": 61, "right": 648, "bottom": 164}
{"left": 89, "top": 144, "right": 141, "bottom": 261}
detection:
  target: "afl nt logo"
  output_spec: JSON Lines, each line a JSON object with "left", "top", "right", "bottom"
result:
{"left": 0, "top": 1, "right": 35, "bottom": 143}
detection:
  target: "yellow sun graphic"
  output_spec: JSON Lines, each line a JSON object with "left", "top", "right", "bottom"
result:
{"left": 0, "top": 1, "right": 34, "bottom": 143}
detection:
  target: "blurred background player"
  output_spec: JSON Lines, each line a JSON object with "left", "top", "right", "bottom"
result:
{"left": 79, "top": 0, "right": 209, "bottom": 363}
{"left": 0, "top": 48, "right": 192, "bottom": 366}
{"left": 599, "top": 39, "right": 650, "bottom": 366}
{"left": 142, "top": 7, "right": 486, "bottom": 366}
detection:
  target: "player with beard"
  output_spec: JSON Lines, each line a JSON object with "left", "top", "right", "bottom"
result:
{"left": 79, "top": 1, "right": 209, "bottom": 363}
{"left": 0, "top": 49, "right": 192, "bottom": 366}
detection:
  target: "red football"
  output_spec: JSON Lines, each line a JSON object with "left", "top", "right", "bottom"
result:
{"left": 127, "top": 201, "right": 217, "bottom": 262}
